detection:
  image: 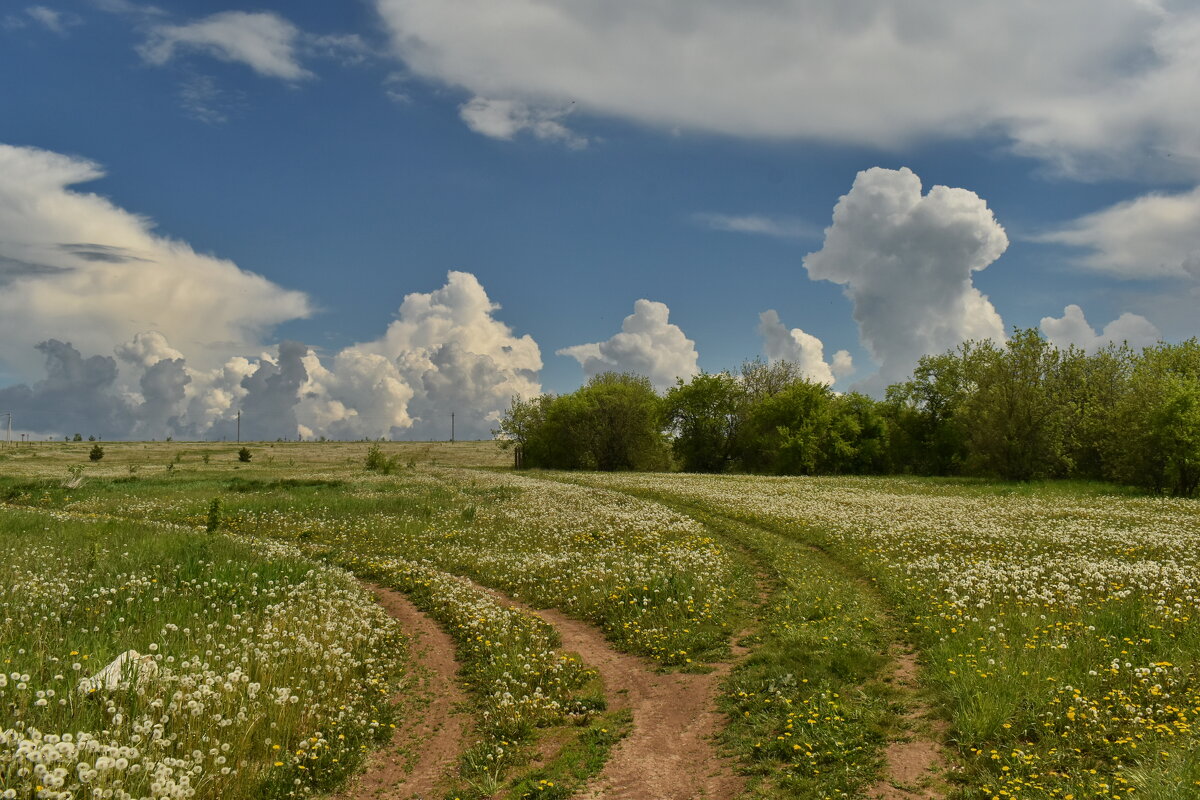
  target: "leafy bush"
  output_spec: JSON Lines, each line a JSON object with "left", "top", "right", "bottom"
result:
{"left": 88, "top": 444, "right": 104, "bottom": 462}
{"left": 364, "top": 443, "right": 399, "bottom": 474}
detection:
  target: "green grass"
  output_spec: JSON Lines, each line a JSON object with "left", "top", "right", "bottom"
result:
{"left": 0, "top": 506, "right": 407, "bottom": 800}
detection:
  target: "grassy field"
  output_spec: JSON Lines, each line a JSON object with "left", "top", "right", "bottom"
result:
{"left": 3, "top": 440, "right": 1199, "bottom": 799}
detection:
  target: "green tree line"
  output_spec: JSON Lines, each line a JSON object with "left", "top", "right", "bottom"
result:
{"left": 496, "top": 331, "right": 1200, "bottom": 497}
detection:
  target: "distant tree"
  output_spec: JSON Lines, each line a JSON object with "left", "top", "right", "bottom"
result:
{"left": 1109, "top": 339, "right": 1200, "bottom": 495}
{"left": 497, "top": 373, "right": 668, "bottom": 471}
{"left": 884, "top": 346, "right": 978, "bottom": 475}
{"left": 88, "top": 435, "right": 96, "bottom": 442}
{"left": 664, "top": 372, "right": 744, "bottom": 472}
{"left": 88, "top": 444, "right": 104, "bottom": 462}
{"left": 238, "top": 447, "right": 252, "bottom": 463}
{"left": 73, "top": 433, "right": 83, "bottom": 442}
{"left": 1149, "top": 377, "right": 1200, "bottom": 497}
{"left": 739, "top": 380, "right": 835, "bottom": 474}
{"left": 830, "top": 392, "right": 890, "bottom": 474}
{"left": 740, "top": 358, "right": 806, "bottom": 403}
{"left": 960, "top": 329, "right": 1066, "bottom": 480}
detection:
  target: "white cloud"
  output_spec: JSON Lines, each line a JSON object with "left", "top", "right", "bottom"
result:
{"left": 459, "top": 96, "right": 586, "bottom": 148}
{"left": 1040, "top": 304, "right": 1161, "bottom": 353}
{"left": 804, "top": 166, "right": 1008, "bottom": 388}
{"left": 0, "top": 143, "right": 312, "bottom": 382}
{"left": 558, "top": 299, "right": 698, "bottom": 391}
{"left": 355, "top": 271, "right": 543, "bottom": 439}
{"left": 0, "top": 148, "right": 541, "bottom": 441}
{"left": 375, "top": 0, "right": 1200, "bottom": 177}
{"left": 115, "top": 331, "right": 184, "bottom": 367}
{"left": 297, "top": 348, "right": 414, "bottom": 440}
{"left": 695, "top": 213, "right": 818, "bottom": 240}
{"left": 757, "top": 310, "right": 853, "bottom": 386}
{"left": 139, "top": 11, "right": 312, "bottom": 81}
{"left": 1036, "top": 187, "right": 1200, "bottom": 280}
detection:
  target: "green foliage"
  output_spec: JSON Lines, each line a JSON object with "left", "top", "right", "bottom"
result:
{"left": 499, "top": 373, "right": 669, "bottom": 471}
{"left": 237, "top": 446, "right": 252, "bottom": 463}
{"left": 494, "top": 333, "right": 1199, "bottom": 491}
{"left": 88, "top": 443, "right": 104, "bottom": 462}
{"left": 205, "top": 497, "right": 222, "bottom": 532}
{"left": 1108, "top": 340, "right": 1200, "bottom": 496}
{"left": 959, "top": 330, "right": 1067, "bottom": 480}
{"left": 663, "top": 371, "right": 743, "bottom": 472}
{"left": 364, "top": 443, "right": 400, "bottom": 474}
{"left": 740, "top": 380, "right": 836, "bottom": 474}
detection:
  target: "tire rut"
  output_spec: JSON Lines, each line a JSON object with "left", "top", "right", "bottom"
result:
{"left": 331, "top": 583, "right": 469, "bottom": 800}
{"left": 544, "top": 482, "right": 952, "bottom": 800}
{"left": 477, "top": 588, "right": 747, "bottom": 800}
{"left": 867, "top": 648, "right": 947, "bottom": 800}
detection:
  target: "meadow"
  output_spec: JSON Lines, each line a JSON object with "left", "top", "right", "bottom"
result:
{"left": 2, "top": 440, "right": 1198, "bottom": 799}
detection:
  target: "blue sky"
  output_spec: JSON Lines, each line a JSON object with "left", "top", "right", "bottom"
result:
{"left": 1, "top": 1, "right": 1198, "bottom": 439}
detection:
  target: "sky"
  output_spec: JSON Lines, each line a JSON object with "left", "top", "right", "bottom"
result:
{"left": 1, "top": 0, "right": 1198, "bottom": 440}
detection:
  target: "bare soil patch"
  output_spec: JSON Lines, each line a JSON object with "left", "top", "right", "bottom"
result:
{"left": 532, "top": 607, "right": 745, "bottom": 800}
{"left": 332, "top": 584, "right": 469, "bottom": 800}
{"left": 868, "top": 648, "right": 947, "bottom": 800}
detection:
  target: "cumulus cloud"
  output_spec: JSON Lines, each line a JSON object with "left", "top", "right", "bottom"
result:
{"left": 1040, "top": 304, "right": 1161, "bottom": 353}
{"left": 297, "top": 348, "right": 414, "bottom": 440}
{"left": 1035, "top": 187, "right": 1200, "bottom": 280}
{"left": 231, "top": 340, "right": 309, "bottom": 441}
{"left": 139, "top": 11, "right": 313, "bottom": 80}
{"left": 0, "top": 340, "right": 131, "bottom": 439}
{"left": 0, "top": 145, "right": 544, "bottom": 441}
{"left": 695, "top": 213, "right": 818, "bottom": 240}
{"left": 558, "top": 299, "right": 698, "bottom": 391}
{"left": 354, "top": 271, "right": 543, "bottom": 439}
{"left": 804, "top": 166, "right": 1008, "bottom": 388}
{"left": 0, "top": 143, "right": 311, "bottom": 380}
{"left": 757, "top": 310, "right": 853, "bottom": 386}
{"left": 0, "top": 271, "right": 540, "bottom": 441}
{"left": 375, "top": 0, "right": 1200, "bottom": 176}
{"left": 459, "top": 97, "right": 587, "bottom": 148}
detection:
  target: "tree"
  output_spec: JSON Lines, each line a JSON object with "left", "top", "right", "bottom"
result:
{"left": 1109, "top": 340, "right": 1200, "bottom": 495}
{"left": 495, "top": 373, "right": 669, "bottom": 471}
{"left": 830, "top": 392, "right": 890, "bottom": 474}
{"left": 73, "top": 433, "right": 83, "bottom": 442}
{"left": 738, "top": 380, "right": 835, "bottom": 474}
{"left": 663, "top": 372, "right": 744, "bottom": 472}
{"left": 238, "top": 447, "right": 252, "bottom": 463}
{"left": 88, "top": 444, "right": 104, "bottom": 462}
{"left": 959, "top": 330, "right": 1066, "bottom": 480}
{"left": 740, "top": 358, "right": 806, "bottom": 403}
{"left": 1149, "top": 377, "right": 1200, "bottom": 497}
{"left": 572, "top": 373, "right": 668, "bottom": 471}
{"left": 885, "top": 346, "right": 978, "bottom": 474}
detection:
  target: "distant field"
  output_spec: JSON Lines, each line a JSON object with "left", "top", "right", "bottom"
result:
{"left": 2, "top": 441, "right": 1198, "bottom": 799}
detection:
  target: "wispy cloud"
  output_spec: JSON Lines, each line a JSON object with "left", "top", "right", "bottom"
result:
{"left": 459, "top": 97, "right": 587, "bottom": 149}
{"left": 139, "top": 11, "right": 312, "bottom": 81}
{"left": 25, "top": 5, "right": 81, "bottom": 34}
{"left": 178, "top": 74, "right": 243, "bottom": 125}
{"left": 694, "top": 212, "right": 819, "bottom": 240}
{"left": 1034, "top": 187, "right": 1200, "bottom": 280}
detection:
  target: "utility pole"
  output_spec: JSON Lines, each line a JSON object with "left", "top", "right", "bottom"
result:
{"left": 236, "top": 410, "right": 241, "bottom": 443}
{"left": 451, "top": 412, "right": 455, "bottom": 443}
